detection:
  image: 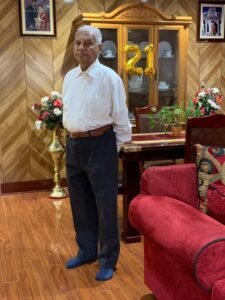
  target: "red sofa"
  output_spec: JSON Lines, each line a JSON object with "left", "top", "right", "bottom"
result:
{"left": 129, "top": 163, "right": 225, "bottom": 300}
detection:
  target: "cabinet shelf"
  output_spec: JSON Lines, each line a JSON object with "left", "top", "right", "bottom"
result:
{"left": 128, "top": 88, "right": 148, "bottom": 94}
{"left": 102, "top": 56, "right": 117, "bottom": 60}
{"left": 158, "top": 55, "right": 175, "bottom": 59}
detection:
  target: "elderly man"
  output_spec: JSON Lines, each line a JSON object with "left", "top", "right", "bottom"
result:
{"left": 62, "top": 25, "right": 131, "bottom": 281}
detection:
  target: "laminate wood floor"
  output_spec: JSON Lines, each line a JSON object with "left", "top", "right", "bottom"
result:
{"left": 0, "top": 191, "right": 156, "bottom": 300}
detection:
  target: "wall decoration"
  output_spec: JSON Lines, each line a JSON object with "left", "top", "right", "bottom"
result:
{"left": 18, "top": 0, "right": 56, "bottom": 37}
{"left": 197, "top": 1, "right": 225, "bottom": 42}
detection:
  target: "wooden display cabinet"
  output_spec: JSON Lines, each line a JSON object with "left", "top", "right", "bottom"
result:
{"left": 73, "top": 3, "right": 192, "bottom": 124}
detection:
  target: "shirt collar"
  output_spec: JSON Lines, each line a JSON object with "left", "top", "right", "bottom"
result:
{"left": 74, "top": 59, "right": 100, "bottom": 78}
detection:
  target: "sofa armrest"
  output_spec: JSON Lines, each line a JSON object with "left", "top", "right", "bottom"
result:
{"left": 212, "top": 279, "right": 225, "bottom": 300}
{"left": 141, "top": 163, "right": 199, "bottom": 208}
{"left": 129, "top": 194, "right": 225, "bottom": 292}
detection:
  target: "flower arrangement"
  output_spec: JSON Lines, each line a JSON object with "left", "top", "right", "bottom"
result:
{"left": 190, "top": 82, "right": 223, "bottom": 116}
{"left": 32, "top": 91, "right": 63, "bottom": 130}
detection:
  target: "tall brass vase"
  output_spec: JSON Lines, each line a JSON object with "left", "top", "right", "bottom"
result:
{"left": 48, "top": 126, "right": 67, "bottom": 198}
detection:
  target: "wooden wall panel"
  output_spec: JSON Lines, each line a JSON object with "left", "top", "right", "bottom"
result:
{"left": 105, "top": 0, "right": 127, "bottom": 13}
{"left": 178, "top": 0, "right": 200, "bottom": 101}
{"left": 199, "top": 43, "right": 222, "bottom": 88}
{"left": 155, "top": 0, "right": 178, "bottom": 15}
{"left": 53, "top": 1, "right": 78, "bottom": 91}
{"left": 105, "top": 1, "right": 155, "bottom": 13}
{"left": 79, "top": 0, "right": 104, "bottom": 13}
{"left": 0, "top": 0, "right": 29, "bottom": 183}
{"left": 25, "top": 38, "right": 54, "bottom": 180}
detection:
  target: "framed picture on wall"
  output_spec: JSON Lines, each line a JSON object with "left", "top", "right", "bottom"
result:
{"left": 18, "top": 0, "right": 56, "bottom": 37}
{"left": 197, "top": 1, "right": 225, "bottom": 42}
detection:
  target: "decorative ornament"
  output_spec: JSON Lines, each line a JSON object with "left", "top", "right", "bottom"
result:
{"left": 144, "top": 43, "right": 155, "bottom": 77}
{"left": 124, "top": 44, "right": 143, "bottom": 75}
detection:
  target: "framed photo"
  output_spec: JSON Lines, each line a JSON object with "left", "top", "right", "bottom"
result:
{"left": 18, "top": 0, "right": 56, "bottom": 37}
{"left": 197, "top": 1, "right": 225, "bottom": 42}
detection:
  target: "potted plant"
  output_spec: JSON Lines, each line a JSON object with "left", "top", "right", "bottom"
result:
{"left": 149, "top": 105, "right": 186, "bottom": 135}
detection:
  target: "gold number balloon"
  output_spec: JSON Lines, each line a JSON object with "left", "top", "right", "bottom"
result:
{"left": 124, "top": 44, "right": 143, "bottom": 76}
{"left": 144, "top": 44, "right": 155, "bottom": 77}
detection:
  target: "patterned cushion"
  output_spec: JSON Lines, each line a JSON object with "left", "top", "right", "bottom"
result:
{"left": 195, "top": 144, "right": 225, "bottom": 213}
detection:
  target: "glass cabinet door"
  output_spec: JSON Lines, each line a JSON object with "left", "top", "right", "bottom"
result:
{"left": 157, "top": 28, "right": 179, "bottom": 106}
{"left": 123, "top": 27, "right": 153, "bottom": 121}
{"left": 95, "top": 26, "right": 120, "bottom": 74}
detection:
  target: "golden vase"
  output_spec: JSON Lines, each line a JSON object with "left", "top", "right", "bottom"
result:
{"left": 48, "top": 126, "right": 67, "bottom": 198}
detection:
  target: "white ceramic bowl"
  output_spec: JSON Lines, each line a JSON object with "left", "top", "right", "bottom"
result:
{"left": 129, "top": 75, "right": 142, "bottom": 89}
{"left": 164, "top": 49, "right": 172, "bottom": 56}
{"left": 104, "top": 50, "right": 114, "bottom": 57}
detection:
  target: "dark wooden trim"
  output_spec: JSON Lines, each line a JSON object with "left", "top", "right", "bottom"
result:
{"left": 1, "top": 178, "right": 124, "bottom": 195}
{"left": 1, "top": 178, "right": 68, "bottom": 194}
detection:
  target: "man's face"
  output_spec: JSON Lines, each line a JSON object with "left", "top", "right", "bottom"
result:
{"left": 74, "top": 30, "right": 102, "bottom": 70}
{"left": 32, "top": 0, "right": 37, "bottom": 8}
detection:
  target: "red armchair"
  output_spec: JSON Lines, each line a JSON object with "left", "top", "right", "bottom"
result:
{"left": 129, "top": 163, "right": 225, "bottom": 300}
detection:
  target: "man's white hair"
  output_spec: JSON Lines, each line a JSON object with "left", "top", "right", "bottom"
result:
{"left": 75, "top": 25, "right": 102, "bottom": 44}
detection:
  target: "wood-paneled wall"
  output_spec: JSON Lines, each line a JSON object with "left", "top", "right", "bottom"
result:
{"left": 0, "top": 0, "right": 224, "bottom": 188}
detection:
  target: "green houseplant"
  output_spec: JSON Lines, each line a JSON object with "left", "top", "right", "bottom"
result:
{"left": 149, "top": 105, "right": 186, "bottom": 134}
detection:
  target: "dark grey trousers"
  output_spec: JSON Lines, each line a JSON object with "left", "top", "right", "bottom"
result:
{"left": 66, "top": 128, "right": 119, "bottom": 269}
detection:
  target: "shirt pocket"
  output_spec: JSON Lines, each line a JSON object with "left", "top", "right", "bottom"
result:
{"left": 86, "top": 91, "right": 111, "bottom": 118}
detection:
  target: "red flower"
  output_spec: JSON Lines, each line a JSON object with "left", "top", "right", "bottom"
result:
{"left": 216, "top": 95, "right": 222, "bottom": 104}
{"left": 192, "top": 97, "right": 198, "bottom": 104}
{"left": 53, "top": 99, "right": 63, "bottom": 107}
{"left": 39, "top": 110, "right": 50, "bottom": 121}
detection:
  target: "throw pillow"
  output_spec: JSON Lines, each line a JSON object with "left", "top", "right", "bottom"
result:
{"left": 195, "top": 144, "right": 225, "bottom": 213}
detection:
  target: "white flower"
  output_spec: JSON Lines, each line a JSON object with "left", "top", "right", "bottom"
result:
{"left": 207, "top": 99, "right": 220, "bottom": 109}
{"left": 211, "top": 87, "right": 220, "bottom": 94}
{"left": 41, "top": 96, "right": 49, "bottom": 105}
{"left": 51, "top": 91, "right": 60, "bottom": 97}
{"left": 53, "top": 108, "right": 62, "bottom": 116}
{"left": 31, "top": 105, "right": 35, "bottom": 111}
{"left": 198, "top": 91, "right": 206, "bottom": 97}
{"left": 35, "top": 120, "right": 42, "bottom": 130}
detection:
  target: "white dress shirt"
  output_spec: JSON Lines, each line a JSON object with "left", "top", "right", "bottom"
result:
{"left": 62, "top": 59, "right": 132, "bottom": 151}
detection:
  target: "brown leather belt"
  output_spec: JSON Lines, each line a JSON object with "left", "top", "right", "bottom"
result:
{"left": 67, "top": 124, "right": 113, "bottom": 139}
